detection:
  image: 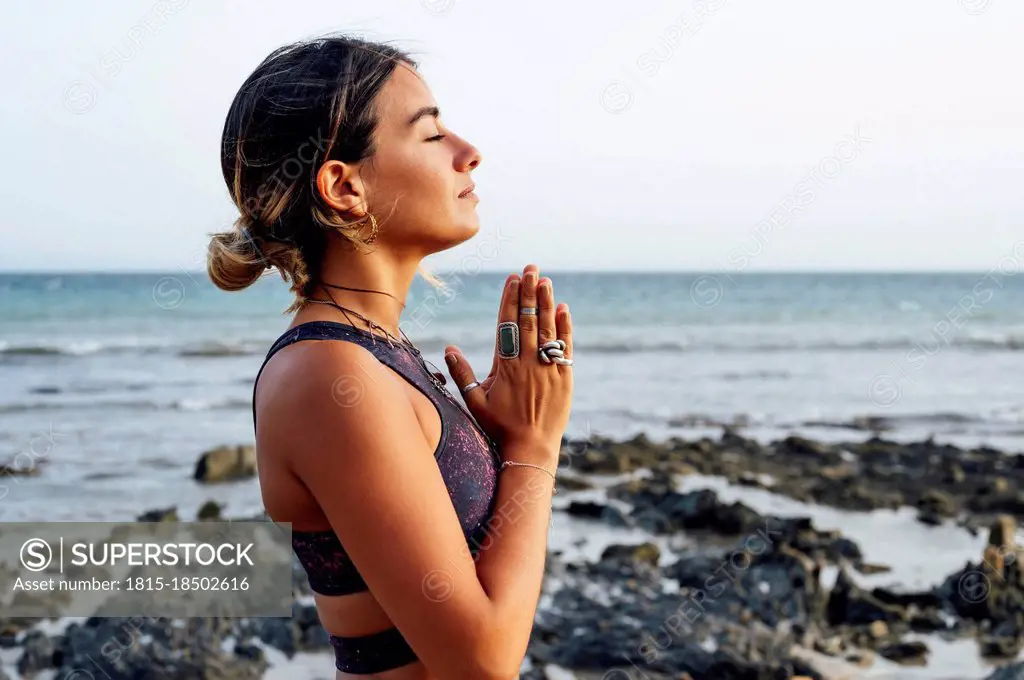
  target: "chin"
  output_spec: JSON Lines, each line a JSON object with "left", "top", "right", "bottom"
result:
{"left": 429, "top": 217, "right": 481, "bottom": 252}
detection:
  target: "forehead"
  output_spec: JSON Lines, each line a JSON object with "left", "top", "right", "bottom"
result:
{"left": 376, "top": 64, "right": 436, "bottom": 127}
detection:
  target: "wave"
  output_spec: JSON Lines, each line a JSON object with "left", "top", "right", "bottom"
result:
{"left": 375, "top": 334, "right": 1024, "bottom": 356}
{"left": 716, "top": 370, "right": 792, "bottom": 382}
{"left": 177, "top": 342, "right": 255, "bottom": 358}
{"left": 0, "top": 397, "right": 250, "bottom": 415}
{"left": 0, "top": 338, "right": 169, "bottom": 357}
{"left": 0, "top": 339, "right": 265, "bottom": 359}
{"left": 3, "top": 332, "right": 1023, "bottom": 360}
{"left": 28, "top": 379, "right": 199, "bottom": 395}
{"left": 571, "top": 336, "right": 1024, "bottom": 354}
{"left": 172, "top": 397, "right": 251, "bottom": 411}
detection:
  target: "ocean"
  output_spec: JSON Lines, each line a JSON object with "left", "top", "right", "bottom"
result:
{"left": 2, "top": 270, "right": 1024, "bottom": 679}
{"left": 2, "top": 270, "right": 1024, "bottom": 523}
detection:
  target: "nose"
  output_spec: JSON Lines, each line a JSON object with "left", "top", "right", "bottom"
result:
{"left": 456, "top": 137, "right": 482, "bottom": 172}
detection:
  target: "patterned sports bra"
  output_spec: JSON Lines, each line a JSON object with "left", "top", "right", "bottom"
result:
{"left": 252, "top": 320, "right": 500, "bottom": 674}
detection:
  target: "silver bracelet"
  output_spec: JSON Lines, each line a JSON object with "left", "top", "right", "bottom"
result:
{"left": 499, "top": 460, "right": 558, "bottom": 494}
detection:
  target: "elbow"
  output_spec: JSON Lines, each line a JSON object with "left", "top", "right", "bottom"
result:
{"left": 466, "top": 662, "right": 521, "bottom": 680}
{"left": 465, "top": 635, "right": 524, "bottom": 680}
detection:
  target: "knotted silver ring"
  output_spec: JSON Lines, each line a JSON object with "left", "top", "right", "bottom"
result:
{"left": 539, "top": 339, "right": 572, "bottom": 366}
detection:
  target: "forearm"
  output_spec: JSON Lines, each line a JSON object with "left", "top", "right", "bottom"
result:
{"left": 471, "top": 441, "right": 557, "bottom": 670}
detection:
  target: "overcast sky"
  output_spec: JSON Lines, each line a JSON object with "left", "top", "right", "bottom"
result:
{"left": 1, "top": 0, "right": 1021, "bottom": 272}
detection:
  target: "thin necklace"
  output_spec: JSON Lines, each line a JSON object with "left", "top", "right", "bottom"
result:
{"left": 320, "top": 280, "right": 407, "bottom": 308}
{"left": 305, "top": 283, "right": 418, "bottom": 353}
{"left": 304, "top": 296, "right": 420, "bottom": 354}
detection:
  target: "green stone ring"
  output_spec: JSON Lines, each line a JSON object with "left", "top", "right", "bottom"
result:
{"left": 497, "top": 321, "right": 520, "bottom": 359}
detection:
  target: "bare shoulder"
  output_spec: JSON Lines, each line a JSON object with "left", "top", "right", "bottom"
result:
{"left": 257, "top": 338, "right": 419, "bottom": 461}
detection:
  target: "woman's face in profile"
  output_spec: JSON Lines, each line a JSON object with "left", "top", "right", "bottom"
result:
{"left": 354, "top": 63, "right": 483, "bottom": 252}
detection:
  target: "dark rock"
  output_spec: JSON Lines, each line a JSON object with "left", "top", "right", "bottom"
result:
{"left": 0, "top": 619, "right": 34, "bottom": 648}
{"left": 908, "top": 609, "right": 950, "bottom": 632}
{"left": 599, "top": 542, "right": 660, "bottom": 569}
{"left": 565, "top": 501, "right": 630, "bottom": 527}
{"left": 50, "top": 617, "right": 267, "bottom": 680}
{"left": 990, "top": 516, "right": 1017, "bottom": 549}
{"left": 981, "top": 631, "right": 1024, "bottom": 659}
{"left": 137, "top": 506, "right": 178, "bottom": 522}
{"left": 855, "top": 562, "right": 892, "bottom": 576}
{"left": 917, "top": 489, "right": 957, "bottom": 516}
{"left": 827, "top": 568, "right": 906, "bottom": 626}
{"left": 233, "top": 641, "right": 265, "bottom": 663}
{"left": 194, "top": 444, "right": 257, "bottom": 483}
{"left": 554, "top": 474, "right": 594, "bottom": 492}
{"left": 778, "top": 436, "right": 831, "bottom": 458}
{"left": 197, "top": 500, "right": 223, "bottom": 520}
{"left": 619, "top": 486, "right": 765, "bottom": 536}
{"left": 972, "top": 493, "right": 1024, "bottom": 515}
{"left": 982, "top": 477, "right": 1012, "bottom": 496}
{"left": 877, "top": 640, "right": 928, "bottom": 665}
{"left": 0, "top": 462, "right": 41, "bottom": 477}
{"left": 943, "top": 462, "right": 967, "bottom": 485}
{"left": 17, "top": 630, "right": 54, "bottom": 677}
{"left": 829, "top": 537, "right": 863, "bottom": 562}
{"left": 871, "top": 587, "right": 943, "bottom": 610}
{"left": 290, "top": 602, "right": 330, "bottom": 650}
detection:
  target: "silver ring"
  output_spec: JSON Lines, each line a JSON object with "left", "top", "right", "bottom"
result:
{"left": 538, "top": 339, "right": 571, "bottom": 366}
{"left": 497, "top": 321, "right": 520, "bottom": 359}
{"left": 520, "top": 307, "right": 537, "bottom": 316}
{"left": 461, "top": 381, "right": 481, "bottom": 394}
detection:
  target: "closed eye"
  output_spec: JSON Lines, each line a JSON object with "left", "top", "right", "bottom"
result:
{"left": 427, "top": 134, "right": 447, "bottom": 142}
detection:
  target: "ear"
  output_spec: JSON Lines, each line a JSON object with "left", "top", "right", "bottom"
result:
{"left": 316, "top": 160, "right": 367, "bottom": 217}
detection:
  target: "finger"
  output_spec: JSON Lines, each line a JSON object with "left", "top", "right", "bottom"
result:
{"left": 497, "top": 273, "right": 520, "bottom": 325}
{"left": 492, "top": 274, "right": 520, "bottom": 375}
{"left": 538, "top": 277, "right": 557, "bottom": 346}
{"left": 519, "top": 264, "right": 540, "bottom": 357}
{"left": 556, "top": 303, "right": 572, "bottom": 362}
{"left": 444, "top": 345, "right": 486, "bottom": 411}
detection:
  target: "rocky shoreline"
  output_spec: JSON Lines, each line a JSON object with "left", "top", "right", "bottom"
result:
{"left": 559, "top": 430, "right": 1024, "bottom": 533}
{"left": 4, "top": 431, "right": 1024, "bottom": 679}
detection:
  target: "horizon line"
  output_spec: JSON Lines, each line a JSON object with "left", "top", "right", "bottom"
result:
{"left": 0, "top": 267, "right": 1014, "bottom": 276}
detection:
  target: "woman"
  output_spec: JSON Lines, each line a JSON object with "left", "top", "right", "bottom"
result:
{"left": 207, "top": 34, "right": 574, "bottom": 679}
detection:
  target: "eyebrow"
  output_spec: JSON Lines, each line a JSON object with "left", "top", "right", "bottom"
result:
{"left": 407, "top": 106, "right": 440, "bottom": 126}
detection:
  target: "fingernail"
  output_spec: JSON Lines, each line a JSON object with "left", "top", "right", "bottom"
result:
{"left": 445, "top": 353, "right": 457, "bottom": 365}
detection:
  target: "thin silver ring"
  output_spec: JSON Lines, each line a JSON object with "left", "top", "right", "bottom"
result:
{"left": 461, "top": 381, "right": 481, "bottom": 394}
{"left": 520, "top": 307, "right": 537, "bottom": 316}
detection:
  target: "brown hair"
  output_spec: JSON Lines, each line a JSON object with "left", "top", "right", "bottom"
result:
{"left": 208, "top": 34, "right": 416, "bottom": 311}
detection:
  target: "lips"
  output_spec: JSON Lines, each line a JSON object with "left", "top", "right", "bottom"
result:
{"left": 458, "top": 184, "right": 476, "bottom": 198}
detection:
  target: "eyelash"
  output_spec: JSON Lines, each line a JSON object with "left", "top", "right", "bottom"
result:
{"left": 427, "top": 134, "right": 447, "bottom": 142}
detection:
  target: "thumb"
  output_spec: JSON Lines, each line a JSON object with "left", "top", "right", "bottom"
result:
{"left": 444, "top": 346, "right": 485, "bottom": 410}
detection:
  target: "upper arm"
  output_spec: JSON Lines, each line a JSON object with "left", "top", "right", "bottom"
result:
{"left": 268, "top": 341, "right": 502, "bottom": 679}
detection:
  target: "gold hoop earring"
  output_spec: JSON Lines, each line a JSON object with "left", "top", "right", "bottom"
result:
{"left": 363, "top": 213, "right": 379, "bottom": 244}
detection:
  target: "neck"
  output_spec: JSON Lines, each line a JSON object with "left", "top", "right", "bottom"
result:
{"left": 305, "top": 239, "right": 421, "bottom": 339}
